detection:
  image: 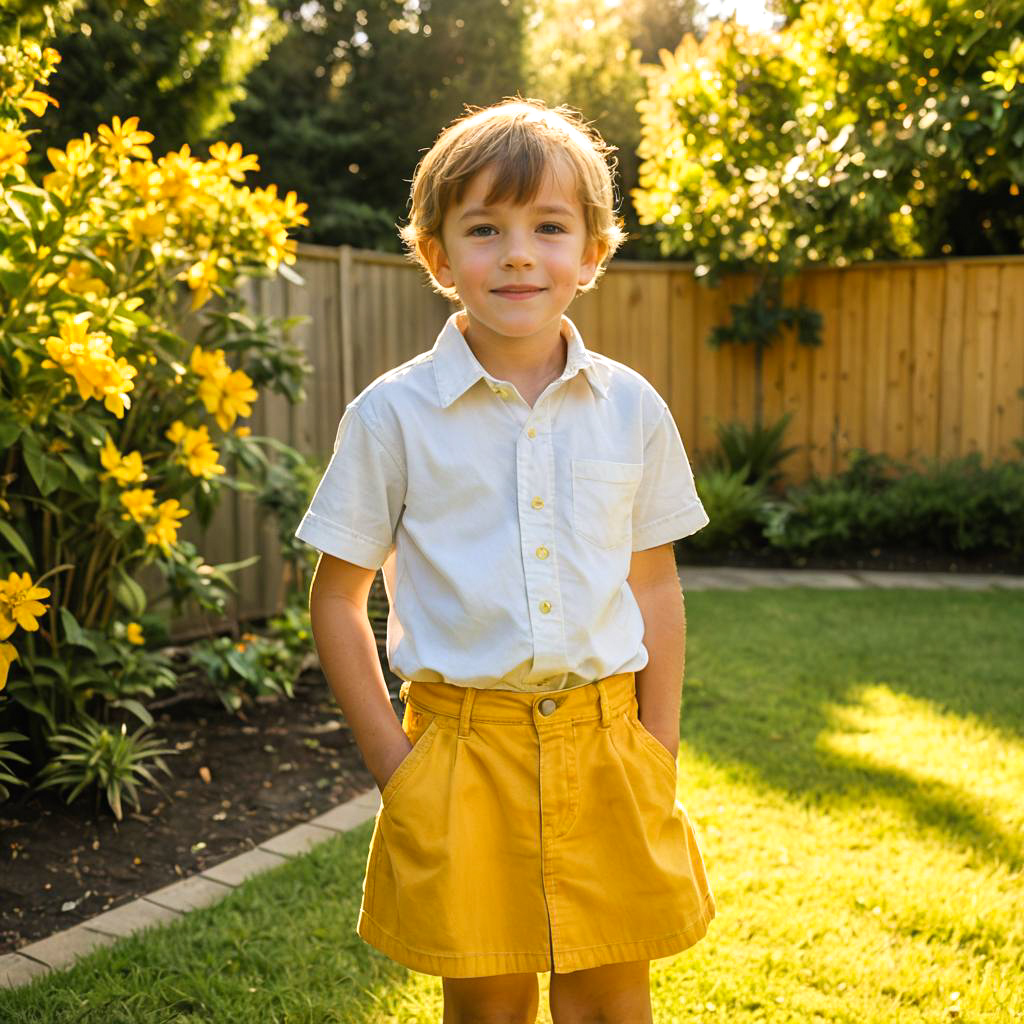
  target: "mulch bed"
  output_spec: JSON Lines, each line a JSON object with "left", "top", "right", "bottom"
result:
{"left": 2, "top": 545, "right": 1019, "bottom": 957}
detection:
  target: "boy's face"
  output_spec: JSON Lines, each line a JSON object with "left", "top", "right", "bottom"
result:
{"left": 424, "top": 157, "right": 603, "bottom": 347}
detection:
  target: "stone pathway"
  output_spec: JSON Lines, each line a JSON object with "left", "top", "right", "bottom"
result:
{"left": 678, "top": 566, "right": 1024, "bottom": 591}
{"left": 3, "top": 565, "right": 1021, "bottom": 990}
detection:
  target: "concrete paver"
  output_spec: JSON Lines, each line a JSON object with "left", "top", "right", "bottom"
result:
{"left": 16, "top": 923, "right": 118, "bottom": 969}
{"left": 309, "top": 798, "right": 379, "bottom": 833}
{"left": 0, "top": 952, "right": 51, "bottom": 987}
{"left": 143, "top": 874, "right": 234, "bottom": 914}
{"left": 200, "top": 847, "right": 289, "bottom": 888}
{"left": 258, "top": 822, "right": 338, "bottom": 858}
{"left": 851, "top": 570, "right": 1002, "bottom": 590}
{"left": 79, "top": 898, "right": 183, "bottom": 939}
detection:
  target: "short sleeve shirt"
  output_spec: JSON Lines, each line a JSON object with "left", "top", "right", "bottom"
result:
{"left": 294, "top": 310, "right": 709, "bottom": 691}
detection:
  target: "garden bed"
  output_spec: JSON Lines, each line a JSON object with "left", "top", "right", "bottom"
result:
{"left": 0, "top": 657, "right": 404, "bottom": 956}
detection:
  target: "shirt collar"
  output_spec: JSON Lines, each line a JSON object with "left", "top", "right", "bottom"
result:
{"left": 432, "top": 310, "right": 609, "bottom": 409}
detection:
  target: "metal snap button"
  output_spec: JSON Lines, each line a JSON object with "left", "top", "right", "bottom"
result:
{"left": 538, "top": 698, "right": 557, "bottom": 716}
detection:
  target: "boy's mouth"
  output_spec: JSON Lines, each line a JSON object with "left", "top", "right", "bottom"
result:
{"left": 493, "top": 285, "right": 545, "bottom": 298}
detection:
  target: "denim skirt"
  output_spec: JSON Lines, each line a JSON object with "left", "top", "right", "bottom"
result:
{"left": 356, "top": 670, "right": 716, "bottom": 977}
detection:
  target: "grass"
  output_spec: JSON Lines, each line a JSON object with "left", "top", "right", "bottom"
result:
{"left": 1, "top": 587, "right": 1022, "bottom": 1023}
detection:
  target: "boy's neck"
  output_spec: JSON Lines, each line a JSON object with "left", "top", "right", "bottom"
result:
{"left": 456, "top": 310, "right": 568, "bottom": 388}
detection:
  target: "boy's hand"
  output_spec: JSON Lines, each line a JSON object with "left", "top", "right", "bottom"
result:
{"left": 374, "top": 733, "right": 415, "bottom": 794}
{"left": 640, "top": 717, "right": 680, "bottom": 762}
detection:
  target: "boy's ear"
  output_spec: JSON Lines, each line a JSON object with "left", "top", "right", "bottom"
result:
{"left": 421, "top": 236, "right": 455, "bottom": 289}
{"left": 577, "top": 237, "right": 606, "bottom": 288}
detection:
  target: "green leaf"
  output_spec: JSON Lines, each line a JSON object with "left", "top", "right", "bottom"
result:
{"left": 21, "top": 435, "right": 67, "bottom": 497}
{"left": 58, "top": 450, "right": 94, "bottom": 485}
{"left": 112, "top": 564, "right": 147, "bottom": 618}
{"left": 59, "top": 608, "right": 97, "bottom": 652}
{"left": 0, "top": 518, "right": 34, "bottom": 567}
{"left": 109, "top": 698, "right": 154, "bottom": 726}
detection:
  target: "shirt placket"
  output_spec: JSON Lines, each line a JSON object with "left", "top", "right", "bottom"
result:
{"left": 485, "top": 372, "right": 573, "bottom": 686}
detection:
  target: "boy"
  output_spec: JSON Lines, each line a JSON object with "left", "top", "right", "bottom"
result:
{"left": 295, "top": 97, "right": 715, "bottom": 1024}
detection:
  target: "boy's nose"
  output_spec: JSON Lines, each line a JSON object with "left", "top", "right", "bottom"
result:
{"left": 501, "top": 234, "right": 536, "bottom": 268}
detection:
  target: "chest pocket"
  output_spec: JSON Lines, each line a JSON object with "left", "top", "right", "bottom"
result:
{"left": 571, "top": 458, "right": 643, "bottom": 549}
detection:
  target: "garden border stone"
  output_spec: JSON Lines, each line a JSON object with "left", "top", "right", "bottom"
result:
{"left": 2, "top": 565, "right": 1021, "bottom": 991}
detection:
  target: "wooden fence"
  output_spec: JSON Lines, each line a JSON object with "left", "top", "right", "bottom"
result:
{"left": 160, "top": 244, "right": 1024, "bottom": 636}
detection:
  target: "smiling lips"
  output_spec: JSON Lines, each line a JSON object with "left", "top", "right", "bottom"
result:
{"left": 493, "top": 286, "right": 545, "bottom": 300}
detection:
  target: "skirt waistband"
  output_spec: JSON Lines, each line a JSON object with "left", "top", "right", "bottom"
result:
{"left": 398, "top": 672, "right": 637, "bottom": 738}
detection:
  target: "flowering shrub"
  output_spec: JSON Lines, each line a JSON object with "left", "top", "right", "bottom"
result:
{"left": 0, "top": 39, "right": 315, "bottom": 814}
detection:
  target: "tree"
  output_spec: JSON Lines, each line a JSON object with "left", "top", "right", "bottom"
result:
{"left": 15, "top": 0, "right": 286, "bottom": 169}
{"left": 220, "top": 0, "right": 528, "bottom": 250}
{"left": 632, "top": 0, "right": 1024, "bottom": 423}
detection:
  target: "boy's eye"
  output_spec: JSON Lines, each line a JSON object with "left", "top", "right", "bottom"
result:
{"left": 467, "top": 223, "right": 567, "bottom": 237}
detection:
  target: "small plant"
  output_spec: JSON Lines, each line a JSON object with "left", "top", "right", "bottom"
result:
{"left": 704, "top": 412, "right": 802, "bottom": 492}
{"left": 685, "top": 465, "right": 768, "bottom": 552}
{"left": 188, "top": 628, "right": 299, "bottom": 713}
{"left": 35, "top": 718, "right": 177, "bottom": 820}
{"left": 0, "top": 729, "right": 29, "bottom": 801}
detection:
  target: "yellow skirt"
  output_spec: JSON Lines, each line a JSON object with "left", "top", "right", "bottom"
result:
{"left": 357, "top": 671, "right": 716, "bottom": 977}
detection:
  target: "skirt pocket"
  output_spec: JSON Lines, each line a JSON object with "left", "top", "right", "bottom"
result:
{"left": 380, "top": 706, "right": 441, "bottom": 809}
{"left": 624, "top": 705, "right": 678, "bottom": 783}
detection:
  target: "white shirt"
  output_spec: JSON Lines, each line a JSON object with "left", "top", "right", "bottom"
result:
{"left": 294, "top": 310, "right": 709, "bottom": 691}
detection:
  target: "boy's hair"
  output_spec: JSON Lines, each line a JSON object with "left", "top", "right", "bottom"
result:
{"left": 399, "top": 96, "right": 627, "bottom": 303}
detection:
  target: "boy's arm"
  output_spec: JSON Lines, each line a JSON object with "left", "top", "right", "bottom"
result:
{"left": 626, "top": 542, "right": 686, "bottom": 760}
{"left": 308, "top": 552, "right": 413, "bottom": 793}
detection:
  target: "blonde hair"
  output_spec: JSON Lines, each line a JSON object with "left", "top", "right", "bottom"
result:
{"left": 399, "top": 96, "right": 627, "bottom": 303}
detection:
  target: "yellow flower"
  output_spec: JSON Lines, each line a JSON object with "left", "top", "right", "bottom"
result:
{"left": 41, "top": 312, "right": 138, "bottom": 419}
{"left": 62, "top": 258, "right": 108, "bottom": 297}
{"left": 100, "top": 434, "right": 148, "bottom": 485}
{"left": 144, "top": 499, "right": 189, "bottom": 555}
{"left": 235, "top": 425, "right": 251, "bottom": 438}
{"left": 0, "top": 130, "right": 31, "bottom": 174}
{"left": 165, "top": 421, "right": 225, "bottom": 479}
{"left": 189, "top": 345, "right": 258, "bottom": 430}
{"left": 15, "top": 87, "right": 58, "bottom": 119}
{"left": 119, "top": 487, "right": 157, "bottom": 525}
{"left": 125, "top": 622, "right": 145, "bottom": 645}
{"left": 0, "top": 571, "right": 51, "bottom": 642}
{"left": 179, "top": 251, "right": 234, "bottom": 312}
{"left": 96, "top": 115, "right": 154, "bottom": 162}
{"left": 0, "top": 642, "right": 19, "bottom": 691}
{"left": 207, "top": 141, "right": 260, "bottom": 183}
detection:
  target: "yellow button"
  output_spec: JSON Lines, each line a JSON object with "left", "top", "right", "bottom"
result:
{"left": 539, "top": 600, "right": 552, "bottom": 614}
{"left": 531, "top": 496, "right": 544, "bottom": 509}
{"left": 527, "top": 428, "right": 537, "bottom": 438}
{"left": 536, "top": 546, "right": 549, "bottom": 560}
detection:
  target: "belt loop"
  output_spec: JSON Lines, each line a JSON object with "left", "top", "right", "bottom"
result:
{"left": 459, "top": 687, "right": 477, "bottom": 738}
{"left": 399, "top": 680, "right": 412, "bottom": 704}
{"left": 595, "top": 678, "right": 612, "bottom": 729}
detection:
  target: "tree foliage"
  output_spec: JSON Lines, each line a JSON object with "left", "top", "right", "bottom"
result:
{"left": 12, "top": 0, "right": 286, "bottom": 164}
{"left": 634, "top": 0, "right": 1024, "bottom": 284}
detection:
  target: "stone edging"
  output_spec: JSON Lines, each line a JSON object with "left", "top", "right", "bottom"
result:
{"left": 0, "top": 789, "right": 383, "bottom": 990}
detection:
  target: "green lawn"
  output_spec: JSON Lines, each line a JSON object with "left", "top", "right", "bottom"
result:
{"left": 2, "top": 588, "right": 1022, "bottom": 1023}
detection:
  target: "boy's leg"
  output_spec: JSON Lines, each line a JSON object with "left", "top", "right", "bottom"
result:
{"left": 548, "top": 960, "right": 653, "bottom": 1024}
{"left": 442, "top": 972, "right": 540, "bottom": 1024}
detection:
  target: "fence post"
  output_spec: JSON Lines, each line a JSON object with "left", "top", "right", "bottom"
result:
{"left": 339, "top": 243, "right": 355, "bottom": 407}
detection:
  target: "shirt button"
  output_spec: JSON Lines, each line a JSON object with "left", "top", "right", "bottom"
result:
{"left": 531, "top": 496, "right": 544, "bottom": 509}
{"left": 527, "top": 428, "right": 537, "bottom": 438}
{"left": 535, "top": 546, "right": 549, "bottom": 560}
{"left": 539, "top": 600, "right": 551, "bottom": 614}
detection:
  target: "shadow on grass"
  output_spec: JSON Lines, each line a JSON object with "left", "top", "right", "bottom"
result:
{"left": 680, "top": 587, "right": 1024, "bottom": 873}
